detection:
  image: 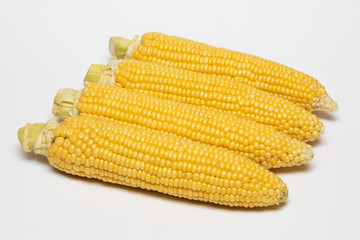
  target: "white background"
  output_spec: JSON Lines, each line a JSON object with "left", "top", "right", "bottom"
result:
{"left": 1, "top": 0, "right": 359, "bottom": 239}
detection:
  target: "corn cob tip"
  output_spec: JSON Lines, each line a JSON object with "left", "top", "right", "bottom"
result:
{"left": 278, "top": 187, "right": 289, "bottom": 205}
{"left": 303, "top": 144, "right": 314, "bottom": 164}
{"left": 109, "top": 35, "right": 140, "bottom": 59}
{"left": 293, "top": 144, "right": 314, "bottom": 167}
{"left": 312, "top": 94, "right": 338, "bottom": 112}
{"left": 52, "top": 88, "right": 81, "bottom": 120}
{"left": 271, "top": 142, "right": 313, "bottom": 168}
{"left": 18, "top": 120, "right": 59, "bottom": 156}
{"left": 84, "top": 64, "right": 115, "bottom": 85}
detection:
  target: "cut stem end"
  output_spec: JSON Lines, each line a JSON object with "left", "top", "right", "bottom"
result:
{"left": 52, "top": 88, "right": 81, "bottom": 119}
{"left": 109, "top": 35, "right": 140, "bottom": 59}
{"left": 83, "top": 64, "right": 115, "bottom": 85}
{"left": 109, "top": 36, "right": 132, "bottom": 59}
{"left": 18, "top": 120, "right": 59, "bottom": 156}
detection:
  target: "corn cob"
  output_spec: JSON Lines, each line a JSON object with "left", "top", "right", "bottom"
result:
{"left": 88, "top": 59, "right": 324, "bottom": 141}
{"left": 52, "top": 83, "right": 313, "bottom": 169}
{"left": 109, "top": 33, "right": 338, "bottom": 112}
{"left": 18, "top": 115, "right": 288, "bottom": 207}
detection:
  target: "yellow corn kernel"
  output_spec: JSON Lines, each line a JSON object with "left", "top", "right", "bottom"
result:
{"left": 52, "top": 83, "right": 313, "bottom": 169}
{"left": 113, "top": 59, "right": 323, "bottom": 141}
{"left": 19, "top": 115, "right": 289, "bottom": 207}
{"left": 109, "top": 33, "right": 337, "bottom": 112}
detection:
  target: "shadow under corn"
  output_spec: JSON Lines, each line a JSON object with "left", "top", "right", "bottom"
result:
{"left": 308, "top": 137, "right": 323, "bottom": 147}
{"left": 313, "top": 111, "right": 337, "bottom": 121}
{"left": 18, "top": 145, "right": 48, "bottom": 166}
{"left": 271, "top": 163, "right": 312, "bottom": 174}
